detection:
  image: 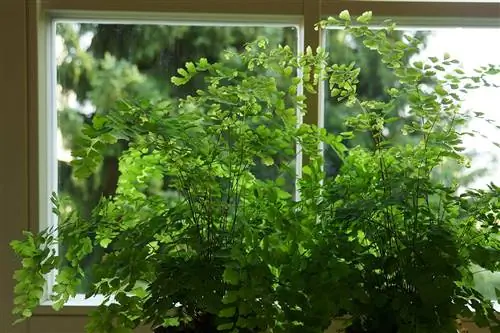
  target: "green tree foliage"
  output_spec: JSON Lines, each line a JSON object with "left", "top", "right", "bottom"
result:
{"left": 56, "top": 24, "right": 298, "bottom": 290}
{"left": 322, "top": 28, "right": 428, "bottom": 176}
{"left": 57, "top": 24, "right": 297, "bottom": 218}
{"left": 56, "top": 21, "right": 427, "bottom": 218}
{"left": 11, "top": 11, "right": 500, "bottom": 333}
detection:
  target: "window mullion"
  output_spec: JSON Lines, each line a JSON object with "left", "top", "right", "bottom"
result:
{"left": 303, "top": 0, "right": 322, "bottom": 127}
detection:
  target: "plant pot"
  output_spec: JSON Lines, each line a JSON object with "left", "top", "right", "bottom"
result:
{"left": 152, "top": 313, "right": 259, "bottom": 333}
{"left": 153, "top": 313, "right": 218, "bottom": 333}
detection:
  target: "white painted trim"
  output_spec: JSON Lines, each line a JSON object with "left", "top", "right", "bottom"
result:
{"left": 318, "top": 27, "right": 327, "bottom": 142}
{"left": 39, "top": 11, "right": 59, "bottom": 305}
{"left": 293, "top": 19, "right": 305, "bottom": 202}
{"left": 42, "top": 13, "right": 302, "bottom": 306}
{"left": 49, "top": 10, "right": 302, "bottom": 27}
{"left": 40, "top": 294, "right": 113, "bottom": 307}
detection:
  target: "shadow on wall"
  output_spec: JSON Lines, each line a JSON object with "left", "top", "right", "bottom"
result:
{"left": 324, "top": 319, "right": 492, "bottom": 333}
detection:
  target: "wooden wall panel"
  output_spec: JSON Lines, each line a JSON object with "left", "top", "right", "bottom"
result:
{"left": 0, "top": 0, "right": 30, "bottom": 333}
{"left": 323, "top": 0, "right": 500, "bottom": 22}
{"left": 42, "top": 0, "right": 303, "bottom": 16}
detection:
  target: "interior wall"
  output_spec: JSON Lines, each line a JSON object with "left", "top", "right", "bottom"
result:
{"left": 0, "top": 1, "right": 29, "bottom": 333}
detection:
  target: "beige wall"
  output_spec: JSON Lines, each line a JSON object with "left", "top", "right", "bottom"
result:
{"left": 0, "top": 1, "right": 29, "bottom": 333}
{"left": 324, "top": 319, "right": 493, "bottom": 333}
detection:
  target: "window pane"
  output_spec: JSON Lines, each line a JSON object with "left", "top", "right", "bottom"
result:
{"left": 54, "top": 22, "right": 298, "bottom": 295}
{"left": 322, "top": 28, "right": 431, "bottom": 177}
{"left": 323, "top": 26, "right": 500, "bottom": 304}
{"left": 323, "top": 27, "right": 500, "bottom": 184}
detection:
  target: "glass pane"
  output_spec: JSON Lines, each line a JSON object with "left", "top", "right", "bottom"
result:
{"left": 54, "top": 22, "right": 298, "bottom": 294}
{"left": 323, "top": 27, "right": 500, "bottom": 183}
{"left": 323, "top": 26, "right": 500, "bottom": 305}
{"left": 322, "top": 28, "right": 431, "bottom": 177}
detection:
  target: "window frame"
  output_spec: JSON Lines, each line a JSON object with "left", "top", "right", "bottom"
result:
{"left": 36, "top": 11, "right": 305, "bottom": 323}
{"left": 0, "top": 0, "right": 498, "bottom": 332}
{"left": 43, "top": 12, "right": 303, "bottom": 307}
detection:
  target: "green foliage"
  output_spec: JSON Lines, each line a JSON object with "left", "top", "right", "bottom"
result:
{"left": 314, "top": 14, "right": 500, "bottom": 332}
{"left": 56, "top": 24, "right": 297, "bottom": 227}
{"left": 12, "top": 11, "right": 500, "bottom": 333}
{"left": 11, "top": 231, "right": 54, "bottom": 322}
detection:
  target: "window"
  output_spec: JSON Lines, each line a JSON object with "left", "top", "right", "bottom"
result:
{"left": 53, "top": 20, "right": 298, "bottom": 296}
{"left": 323, "top": 27, "right": 500, "bottom": 181}
{"left": 323, "top": 24, "right": 500, "bottom": 308}
{"left": 1, "top": 1, "right": 498, "bottom": 332}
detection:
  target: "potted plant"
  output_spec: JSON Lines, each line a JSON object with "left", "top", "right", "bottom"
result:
{"left": 11, "top": 11, "right": 500, "bottom": 333}
{"left": 313, "top": 13, "right": 500, "bottom": 332}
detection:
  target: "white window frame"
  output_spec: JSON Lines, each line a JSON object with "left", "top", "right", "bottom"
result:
{"left": 41, "top": 12, "right": 303, "bottom": 308}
